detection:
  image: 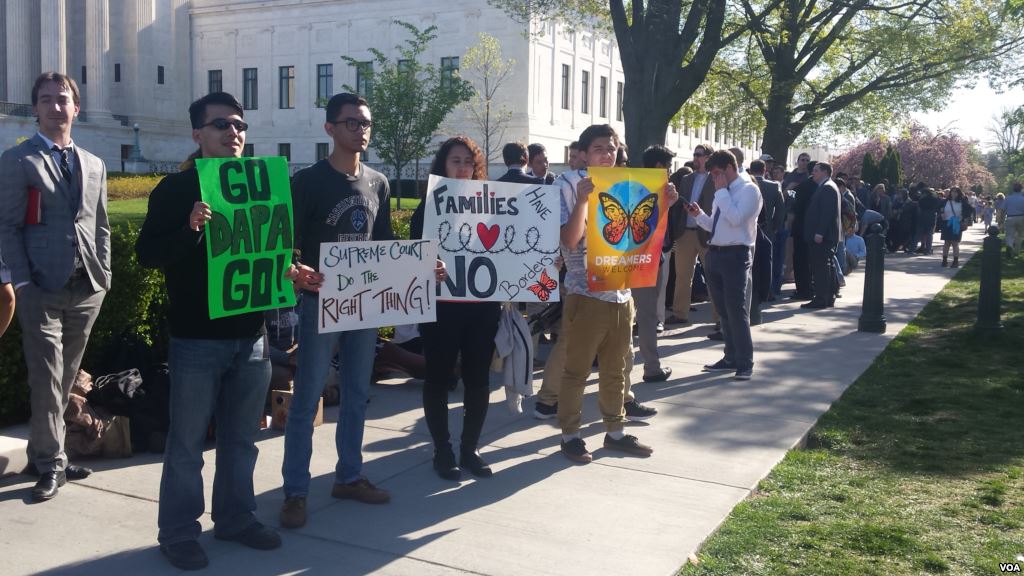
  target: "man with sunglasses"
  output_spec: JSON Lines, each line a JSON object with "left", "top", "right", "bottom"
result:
{"left": 279, "top": 93, "right": 395, "bottom": 529}
{"left": 666, "top": 144, "right": 719, "bottom": 329}
{"left": 137, "top": 92, "right": 280, "bottom": 570}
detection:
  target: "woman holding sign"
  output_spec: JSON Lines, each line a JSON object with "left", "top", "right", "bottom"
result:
{"left": 411, "top": 136, "right": 501, "bottom": 481}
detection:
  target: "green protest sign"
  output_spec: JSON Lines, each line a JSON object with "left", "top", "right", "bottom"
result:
{"left": 197, "top": 156, "right": 296, "bottom": 319}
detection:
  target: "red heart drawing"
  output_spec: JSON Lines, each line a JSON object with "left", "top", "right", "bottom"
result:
{"left": 477, "top": 223, "right": 500, "bottom": 251}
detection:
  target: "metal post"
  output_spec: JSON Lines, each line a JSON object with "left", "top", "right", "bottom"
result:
{"left": 975, "top": 225, "right": 1003, "bottom": 333}
{"left": 858, "top": 223, "right": 886, "bottom": 333}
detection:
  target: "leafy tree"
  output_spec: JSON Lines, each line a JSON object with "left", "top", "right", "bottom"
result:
{"left": 988, "top": 106, "right": 1024, "bottom": 177}
{"left": 723, "top": 0, "right": 1024, "bottom": 161}
{"left": 489, "top": 0, "right": 779, "bottom": 158}
{"left": 459, "top": 33, "right": 516, "bottom": 165}
{"left": 342, "top": 21, "right": 473, "bottom": 208}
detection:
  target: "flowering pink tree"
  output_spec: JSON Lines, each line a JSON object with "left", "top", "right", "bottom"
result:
{"left": 834, "top": 123, "right": 995, "bottom": 190}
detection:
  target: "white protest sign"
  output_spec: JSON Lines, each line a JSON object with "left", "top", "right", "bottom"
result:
{"left": 317, "top": 240, "right": 438, "bottom": 333}
{"left": 423, "top": 175, "right": 561, "bottom": 302}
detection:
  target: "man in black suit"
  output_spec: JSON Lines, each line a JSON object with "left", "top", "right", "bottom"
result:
{"left": 498, "top": 142, "right": 544, "bottom": 184}
{"left": 748, "top": 160, "right": 786, "bottom": 318}
{"left": 526, "top": 143, "right": 556, "bottom": 184}
{"left": 802, "top": 162, "right": 841, "bottom": 309}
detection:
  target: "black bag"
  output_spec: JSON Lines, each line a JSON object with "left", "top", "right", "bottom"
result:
{"left": 87, "top": 368, "right": 145, "bottom": 417}
{"left": 131, "top": 363, "right": 171, "bottom": 453}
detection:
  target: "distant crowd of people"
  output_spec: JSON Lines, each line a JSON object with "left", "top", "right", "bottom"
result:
{"left": 3, "top": 70, "right": 1023, "bottom": 572}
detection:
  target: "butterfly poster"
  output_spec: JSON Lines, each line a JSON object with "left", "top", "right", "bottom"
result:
{"left": 585, "top": 167, "right": 670, "bottom": 291}
{"left": 423, "top": 175, "right": 561, "bottom": 303}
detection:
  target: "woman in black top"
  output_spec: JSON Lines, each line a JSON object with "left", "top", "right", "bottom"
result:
{"left": 411, "top": 136, "right": 502, "bottom": 480}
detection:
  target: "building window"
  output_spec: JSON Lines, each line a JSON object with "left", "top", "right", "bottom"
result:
{"left": 317, "top": 64, "right": 333, "bottom": 105}
{"left": 672, "top": 124, "right": 678, "bottom": 134}
{"left": 278, "top": 143, "right": 291, "bottom": 161}
{"left": 316, "top": 142, "right": 330, "bottom": 161}
{"left": 157, "top": 65, "right": 165, "bottom": 85}
{"left": 243, "top": 68, "right": 258, "bottom": 110}
{"left": 208, "top": 69, "right": 222, "bottom": 94}
{"left": 440, "top": 56, "right": 459, "bottom": 90}
{"left": 580, "top": 70, "right": 590, "bottom": 114}
{"left": 114, "top": 63, "right": 121, "bottom": 83}
{"left": 599, "top": 76, "right": 607, "bottom": 118}
{"left": 561, "top": 64, "right": 570, "bottom": 110}
{"left": 242, "top": 143, "right": 254, "bottom": 157}
{"left": 705, "top": 125, "right": 711, "bottom": 141}
{"left": 279, "top": 66, "right": 295, "bottom": 109}
{"left": 616, "top": 81, "right": 623, "bottom": 121}
{"left": 355, "top": 61, "right": 373, "bottom": 99}
{"left": 81, "top": 65, "right": 87, "bottom": 85}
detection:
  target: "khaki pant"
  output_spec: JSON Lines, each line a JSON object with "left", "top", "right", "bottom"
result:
{"left": 537, "top": 310, "right": 635, "bottom": 406}
{"left": 672, "top": 233, "right": 719, "bottom": 322}
{"left": 556, "top": 294, "right": 633, "bottom": 435}
{"left": 1005, "top": 215, "right": 1024, "bottom": 255}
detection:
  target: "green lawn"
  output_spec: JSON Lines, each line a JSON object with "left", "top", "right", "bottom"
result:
{"left": 109, "top": 196, "right": 420, "bottom": 229}
{"left": 681, "top": 249, "right": 1024, "bottom": 576}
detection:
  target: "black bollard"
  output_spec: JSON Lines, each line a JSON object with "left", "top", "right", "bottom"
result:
{"left": 975, "top": 225, "right": 1003, "bottom": 332}
{"left": 858, "top": 223, "right": 887, "bottom": 333}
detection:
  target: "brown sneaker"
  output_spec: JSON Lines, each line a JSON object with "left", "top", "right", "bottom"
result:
{"left": 331, "top": 477, "right": 390, "bottom": 504}
{"left": 279, "top": 496, "right": 307, "bottom": 529}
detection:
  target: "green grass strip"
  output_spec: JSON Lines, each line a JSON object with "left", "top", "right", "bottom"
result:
{"left": 681, "top": 249, "right": 1024, "bottom": 576}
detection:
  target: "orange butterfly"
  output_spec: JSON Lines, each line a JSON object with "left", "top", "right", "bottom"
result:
{"left": 598, "top": 192, "right": 659, "bottom": 245}
{"left": 526, "top": 269, "right": 558, "bottom": 301}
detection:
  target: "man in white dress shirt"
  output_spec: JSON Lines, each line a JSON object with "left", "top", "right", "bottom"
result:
{"left": 685, "top": 150, "right": 762, "bottom": 380}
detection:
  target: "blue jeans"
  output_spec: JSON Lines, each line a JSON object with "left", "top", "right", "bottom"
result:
{"left": 282, "top": 294, "right": 377, "bottom": 496}
{"left": 158, "top": 336, "right": 270, "bottom": 545}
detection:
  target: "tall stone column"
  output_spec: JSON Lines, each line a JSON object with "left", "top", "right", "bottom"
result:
{"left": 85, "top": 0, "right": 113, "bottom": 121}
{"left": 39, "top": 0, "right": 66, "bottom": 73}
{"left": 5, "top": 0, "right": 33, "bottom": 102}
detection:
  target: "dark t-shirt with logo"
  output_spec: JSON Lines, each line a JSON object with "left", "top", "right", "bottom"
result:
{"left": 291, "top": 159, "right": 394, "bottom": 277}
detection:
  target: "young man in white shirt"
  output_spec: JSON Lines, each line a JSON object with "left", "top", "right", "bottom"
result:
{"left": 685, "top": 150, "right": 763, "bottom": 380}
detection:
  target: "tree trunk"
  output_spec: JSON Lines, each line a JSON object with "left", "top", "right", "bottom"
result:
{"left": 760, "top": 80, "right": 802, "bottom": 165}
{"left": 394, "top": 159, "right": 403, "bottom": 210}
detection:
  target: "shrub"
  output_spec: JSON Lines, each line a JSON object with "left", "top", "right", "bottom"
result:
{"left": 0, "top": 224, "right": 168, "bottom": 426}
{"left": 107, "top": 173, "right": 166, "bottom": 200}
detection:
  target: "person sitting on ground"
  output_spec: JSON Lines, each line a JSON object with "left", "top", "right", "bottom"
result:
{"left": 844, "top": 228, "right": 866, "bottom": 272}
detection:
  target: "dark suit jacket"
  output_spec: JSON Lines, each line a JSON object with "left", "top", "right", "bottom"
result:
{"left": 754, "top": 176, "right": 786, "bottom": 237}
{"left": 668, "top": 171, "right": 716, "bottom": 245}
{"left": 804, "top": 179, "right": 841, "bottom": 246}
{"left": 0, "top": 134, "right": 110, "bottom": 292}
{"left": 497, "top": 168, "right": 544, "bottom": 185}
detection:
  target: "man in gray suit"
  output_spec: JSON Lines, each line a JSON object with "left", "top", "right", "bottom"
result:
{"left": 0, "top": 72, "right": 110, "bottom": 501}
{"left": 802, "top": 162, "right": 841, "bottom": 309}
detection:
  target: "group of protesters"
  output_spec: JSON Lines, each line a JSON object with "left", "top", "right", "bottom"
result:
{"left": 3, "top": 71, "right": 1024, "bottom": 572}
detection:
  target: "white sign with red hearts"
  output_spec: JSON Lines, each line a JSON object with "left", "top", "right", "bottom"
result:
{"left": 423, "top": 175, "right": 562, "bottom": 303}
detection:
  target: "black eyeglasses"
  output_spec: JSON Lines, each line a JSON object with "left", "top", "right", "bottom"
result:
{"left": 201, "top": 118, "right": 248, "bottom": 132}
{"left": 330, "top": 118, "right": 374, "bottom": 132}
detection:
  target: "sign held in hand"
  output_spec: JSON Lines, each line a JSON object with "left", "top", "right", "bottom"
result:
{"left": 317, "top": 240, "right": 438, "bottom": 333}
{"left": 197, "top": 156, "right": 297, "bottom": 319}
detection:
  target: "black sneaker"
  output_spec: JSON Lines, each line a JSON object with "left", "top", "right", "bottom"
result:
{"left": 215, "top": 522, "right": 282, "bottom": 550}
{"left": 533, "top": 401, "right": 557, "bottom": 420}
{"left": 560, "top": 437, "right": 592, "bottom": 463}
{"left": 603, "top": 434, "right": 653, "bottom": 456}
{"left": 734, "top": 368, "right": 753, "bottom": 381}
{"left": 160, "top": 540, "right": 209, "bottom": 571}
{"left": 706, "top": 330, "right": 724, "bottom": 341}
{"left": 703, "top": 358, "right": 737, "bottom": 371}
{"left": 624, "top": 400, "right": 658, "bottom": 421}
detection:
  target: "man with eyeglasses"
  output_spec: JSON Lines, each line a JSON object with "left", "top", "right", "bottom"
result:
{"left": 0, "top": 72, "right": 109, "bottom": 502}
{"left": 666, "top": 144, "right": 719, "bottom": 328}
{"left": 136, "top": 92, "right": 280, "bottom": 570}
{"left": 279, "top": 92, "right": 395, "bottom": 529}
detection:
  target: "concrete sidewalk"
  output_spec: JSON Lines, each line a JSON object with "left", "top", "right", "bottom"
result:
{"left": 0, "top": 228, "right": 986, "bottom": 576}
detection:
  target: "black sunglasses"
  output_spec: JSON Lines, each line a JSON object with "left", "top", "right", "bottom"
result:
{"left": 330, "top": 118, "right": 374, "bottom": 132}
{"left": 693, "top": 151, "right": 706, "bottom": 158}
{"left": 201, "top": 118, "right": 248, "bottom": 132}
